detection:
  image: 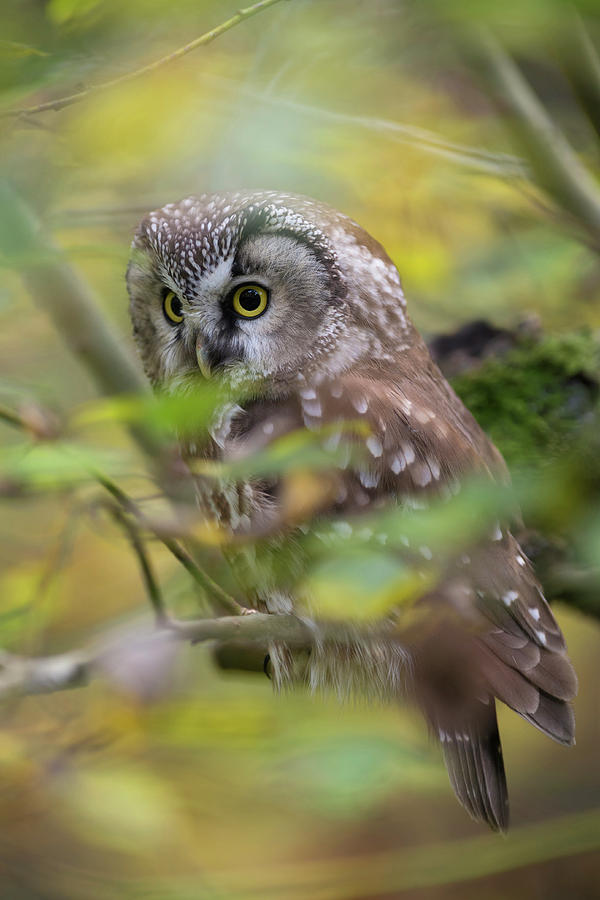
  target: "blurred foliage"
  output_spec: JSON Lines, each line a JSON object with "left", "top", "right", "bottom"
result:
{"left": 1, "top": 1, "right": 600, "bottom": 898}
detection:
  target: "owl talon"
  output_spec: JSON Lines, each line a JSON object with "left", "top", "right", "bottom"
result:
{"left": 240, "top": 606, "right": 260, "bottom": 616}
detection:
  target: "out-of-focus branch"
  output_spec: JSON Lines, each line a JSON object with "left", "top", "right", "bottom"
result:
{"left": 1, "top": 182, "right": 147, "bottom": 400}
{"left": 0, "top": 613, "right": 363, "bottom": 700}
{"left": 0, "top": 647, "right": 90, "bottom": 698}
{"left": 1, "top": 0, "right": 288, "bottom": 119}
{"left": 475, "top": 31, "right": 600, "bottom": 244}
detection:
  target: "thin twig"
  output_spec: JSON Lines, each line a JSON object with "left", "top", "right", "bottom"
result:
{"left": 107, "top": 503, "right": 168, "bottom": 625}
{"left": 95, "top": 472, "right": 244, "bottom": 615}
{"left": 1, "top": 0, "right": 287, "bottom": 119}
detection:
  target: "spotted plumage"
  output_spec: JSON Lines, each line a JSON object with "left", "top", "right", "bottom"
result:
{"left": 127, "top": 190, "right": 576, "bottom": 831}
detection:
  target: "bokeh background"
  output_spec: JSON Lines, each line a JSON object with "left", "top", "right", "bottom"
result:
{"left": 1, "top": 1, "right": 600, "bottom": 897}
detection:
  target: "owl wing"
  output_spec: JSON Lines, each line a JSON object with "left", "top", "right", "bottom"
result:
{"left": 224, "top": 352, "right": 576, "bottom": 830}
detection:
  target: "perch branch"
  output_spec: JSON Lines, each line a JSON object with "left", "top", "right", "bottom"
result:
{"left": 2, "top": 0, "right": 288, "bottom": 119}
{"left": 0, "top": 613, "right": 363, "bottom": 700}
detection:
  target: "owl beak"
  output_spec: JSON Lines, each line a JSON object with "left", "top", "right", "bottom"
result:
{"left": 195, "top": 340, "right": 212, "bottom": 379}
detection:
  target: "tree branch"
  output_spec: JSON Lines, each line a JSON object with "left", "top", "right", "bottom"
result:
{"left": 0, "top": 613, "right": 359, "bottom": 700}
{"left": 1, "top": 0, "right": 288, "bottom": 119}
{"left": 1, "top": 182, "right": 147, "bottom": 400}
{"left": 474, "top": 30, "right": 600, "bottom": 243}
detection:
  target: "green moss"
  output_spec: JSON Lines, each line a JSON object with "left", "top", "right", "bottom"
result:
{"left": 451, "top": 330, "right": 600, "bottom": 466}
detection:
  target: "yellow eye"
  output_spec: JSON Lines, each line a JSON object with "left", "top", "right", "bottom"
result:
{"left": 163, "top": 290, "right": 184, "bottom": 324}
{"left": 232, "top": 284, "right": 269, "bottom": 319}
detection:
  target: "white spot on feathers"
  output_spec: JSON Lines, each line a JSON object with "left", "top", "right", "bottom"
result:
{"left": 366, "top": 436, "right": 383, "bottom": 458}
{"left": 400, "top": 442, "right": 415, "bottom": 465}
{"left": 352, "top": 396, "right": 369, "bottom": 415}
{"left": 390, "top": 454, "right": 405, "bottom": 474}
{"left": 412, "top": 463, "right": 431, "bottom": 487}
{"left": 302, "top": 398, "right": 322, "bottom": 418}
{"left": 332, "top": 521, "right": 352, "bottom": 538}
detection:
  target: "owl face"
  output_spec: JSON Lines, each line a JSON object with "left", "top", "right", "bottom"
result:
{"left": 127, "top": 191, "right": 411, "bottom": 391}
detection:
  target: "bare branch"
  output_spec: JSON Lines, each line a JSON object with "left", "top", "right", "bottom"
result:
{"left": 1, "top": 183, "right": 147, "bottom": 402}
{"left": 1, "top": 0, "right": 288, "bottom": 119}
{"left": 475, "top": 30, "right": 600, "bottom": 243}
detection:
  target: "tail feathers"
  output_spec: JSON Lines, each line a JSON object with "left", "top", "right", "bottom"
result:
{"left": 438, "top": 700, "right": 509, "bottom": 832}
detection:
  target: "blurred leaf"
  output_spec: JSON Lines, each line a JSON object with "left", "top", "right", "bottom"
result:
{"left": 305, "top": 550, "right": 430, "bottom": 622}
{"left": 73, "top": 383, "right": 235, "bottom": 440}
{"left": 0, "top": 440, "right": 133, "bottom": 489}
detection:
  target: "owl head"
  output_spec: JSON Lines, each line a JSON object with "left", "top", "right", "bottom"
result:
{"left": 126, "top": 191, "right": 412, "bottom": 391}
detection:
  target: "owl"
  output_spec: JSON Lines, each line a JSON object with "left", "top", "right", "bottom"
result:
{"left": 127, "top": 191, "right": 577, "bottom": 831}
